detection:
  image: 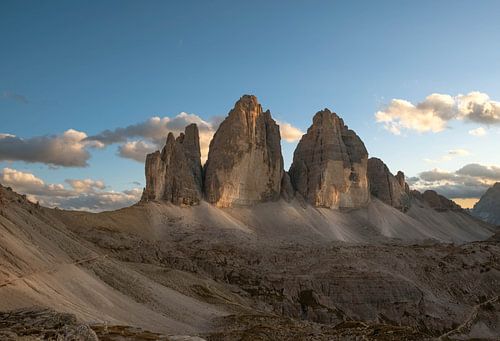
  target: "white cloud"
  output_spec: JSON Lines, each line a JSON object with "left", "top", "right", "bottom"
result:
{"left": 117, "top": 140, "right": 157, "bottom": 162}
{"left": 0, "top": 109, "right": 304, "bottom": 166}
{"left": 0, "top": 112, "right": 216, "bottom": 167}
{"left": 376, "top": 91, "right": 500, "bottom": 135}
{"left": 65, "top": 178, "right": 106, "bottom": 193}
{"left": 0, "top": 129, "right": 102, "bottom": 167}
{"left": 277, "top": 121, "right": 304, "bottom": 142}
{"left": 456, "top": 91, "right": 500, "bottom": 124}
{"left": 86, "top": 112, "right": 214, "bottom": 145}
{"left": 375, "top": 95, "right": 451, "bottom": 134}
{"left": 0, "top": 167, "right": 141, "bottom": 212}
{"left": 468, "top": 127, "right": 487, "bottom": 136}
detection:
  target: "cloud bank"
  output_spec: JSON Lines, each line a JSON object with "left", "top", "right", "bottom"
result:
{"left": 0, "top": 129, "right": 103, "bottom": 167}
{"left": 411, "top": 163, "right": 500, "bottom": 199}
{"left": 0, "top": 167, "right": 141, "bottom": 212}
{"left": 85, "top": 112, "right": 217, "bottom": 163}
{"left": 86, "top": 113, "right": 303, "bottom": 163}
{"left": 376, "top": 91, "right": 500, "bottom": 135}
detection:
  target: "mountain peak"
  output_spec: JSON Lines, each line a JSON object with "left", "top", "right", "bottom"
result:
{"left": 204, "top": 95, "right": 283, "bottom": 207}
{"left": 289, "top": 109, "right": 369, "bottom": 208}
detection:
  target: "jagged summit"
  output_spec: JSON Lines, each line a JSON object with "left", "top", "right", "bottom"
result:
{"left": 204, "top": 95, "right": 283, "bottom": 207}
{"left": 367, "top": 157, "right": 410, "bottom": 211}
{"left": 141, "top": 123, "right": 202, "bottom": 205}
{"left": 289, "top": 108, "right": 369, "bottom": 208}
{"left": 230, "top": 94, "right": 261, "bottom": 115}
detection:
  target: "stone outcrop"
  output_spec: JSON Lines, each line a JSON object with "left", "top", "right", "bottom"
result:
{"left": 289, "top": 109, "right": 369, "bottom": 208}
{"left": 472, "top": 182, "right": 500, "bottom": 225}
{"left": 141, "top": 123, "right": 202, "bottom": 205}
{"left": 203, "top": 95, "right": 284, "bottom": 207}
{"left": 411, "top": 190, "right": 462, "bottom": 211}
{"left": 367, "top": 157, "right": 410, "bottom": 211}
{"left": 0, "top": 307, "right": 98, "bottom": 341}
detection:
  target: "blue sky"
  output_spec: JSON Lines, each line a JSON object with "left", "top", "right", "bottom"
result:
{"left": 1, "top": 1, "right": 500, "bottom": 210}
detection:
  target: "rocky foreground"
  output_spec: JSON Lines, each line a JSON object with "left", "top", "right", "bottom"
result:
{"left": 0, "top": 183, "right": 499, "bottom": 340}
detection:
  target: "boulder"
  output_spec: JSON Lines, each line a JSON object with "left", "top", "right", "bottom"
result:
{"left": 204, "top": 95, "right": 284, "bottom": 207}
{"left": 289, "top": 109, "right": 369, "bottom": 208}
{"left": 141, "top": 123, "right": 202, "bottom": 205}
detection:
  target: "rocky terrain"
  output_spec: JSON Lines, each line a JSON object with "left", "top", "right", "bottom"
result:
{"left": 473, "top": 182, "right": 500, "bottom": 226}
{"left": 0, "top": 95, "right": 499, "bottom": 340}
{"left": 0, "top": 184, "right": 498, "bottom": 340}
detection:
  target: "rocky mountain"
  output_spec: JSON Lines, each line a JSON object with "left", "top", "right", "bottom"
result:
{"left": 367, "top": 157, "right": 410, "bottom": 211}
{"left": 141, "top": 123, "right": 203, "bottom": 205}
{"left": 204, "top": 95, "right": 283, "bottom": 207}
{"left": 139, "top": 95, "right": 484, "bottom": 220}
{"left": 289, "top": 109, "right": 369, "bottom": 208}
{"left": 472, "top": 182, "right": 500, "bottom": 225}
{"left": 2, "top": 94, "right": 499, "bottom": 340}
{"left": 143, "top": 96, "right": 373, "bottom": 209}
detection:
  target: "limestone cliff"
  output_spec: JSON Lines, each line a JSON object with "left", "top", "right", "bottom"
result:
{"left": 203, "top": 95, "right": 283, "bottom": 207}
{"left": 141, "top": 123, "right": 202, "bottom": 205}
{"left": 289, "top": 109, "right": 369, "bottom": 208}
{"left": 367, "top": 157, "right": 410, "bottom": 211}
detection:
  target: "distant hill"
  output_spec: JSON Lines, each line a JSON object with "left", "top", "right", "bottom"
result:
{"left": 472, "top": 182, "right": 500, "bottom": 226}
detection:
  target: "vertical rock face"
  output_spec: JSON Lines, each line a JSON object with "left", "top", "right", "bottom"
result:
{"left": 367, "top": 158, "right": 410, "bottom": 210}
{"left": 141, "top": 123, "right": 202, "bottom": 205}
{"left": 289, "top": 109, "right": 369, "bottom": 208}
{"left": 204, "top": 95, "right": 284, "bottom": 207}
